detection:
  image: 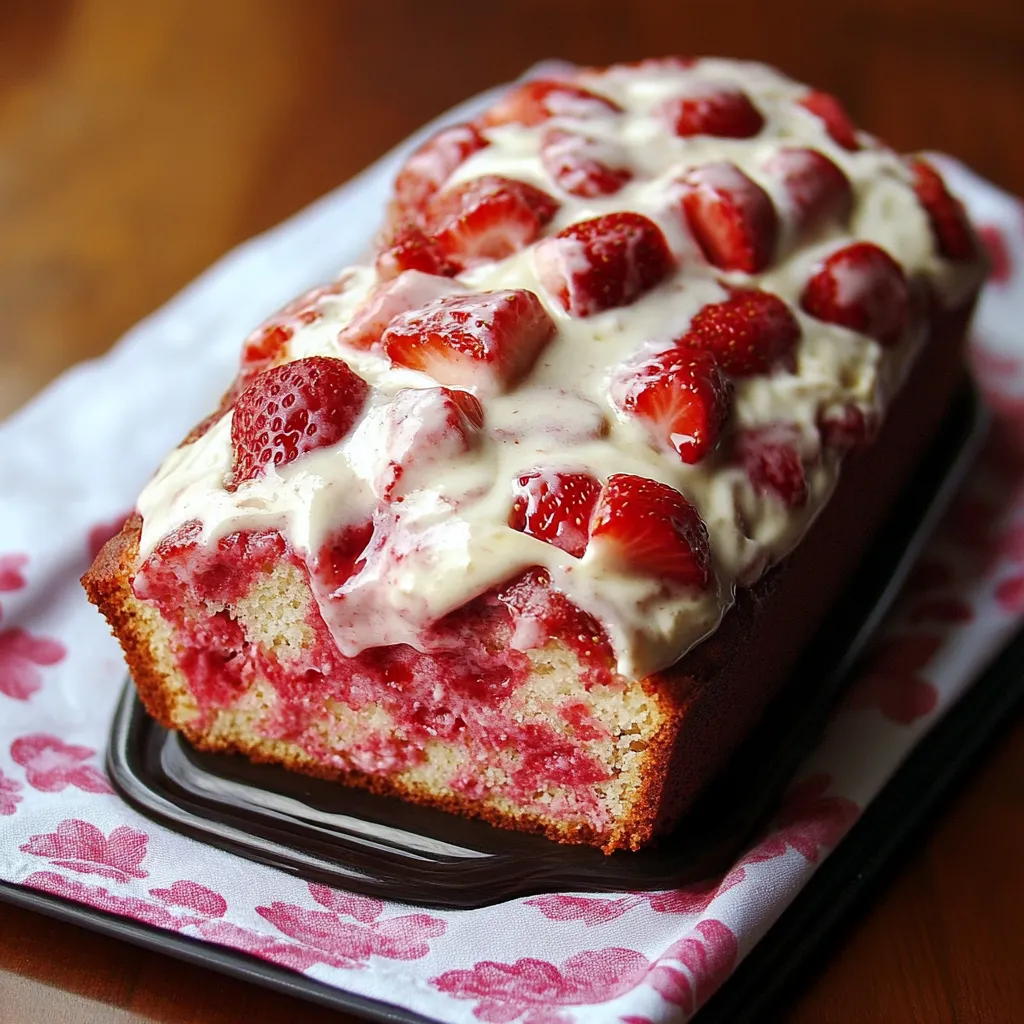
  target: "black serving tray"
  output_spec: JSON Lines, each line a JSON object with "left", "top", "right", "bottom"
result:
{"left": 99, "top": 383, "right": 987, "bottom": 909}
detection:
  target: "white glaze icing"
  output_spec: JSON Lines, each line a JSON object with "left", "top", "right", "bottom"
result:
{"left": 136, "top": 59, "right": 982, "bottom": 679}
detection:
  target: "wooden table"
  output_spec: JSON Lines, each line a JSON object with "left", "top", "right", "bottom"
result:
{"left": 2, "top": 1, "right": 1023, "bottom": 1020}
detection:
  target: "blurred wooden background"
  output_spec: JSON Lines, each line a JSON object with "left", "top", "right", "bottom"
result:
{"left": 2, "top": 0, "right": 1023, "bottom": 1020}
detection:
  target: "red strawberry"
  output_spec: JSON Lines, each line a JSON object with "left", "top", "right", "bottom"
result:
{"left": 764, "top": 147, "right": 853, "bottom": 237}
{"left": 589, "top": 474, "right": 712, "bottom": 588}
{"left": 381, "top": 289, "right": 555, "bottom": 394}
{"left": 680, "top": 289, "right": 801, "bottom": 376}
{"left": 910, "top": 158, "right": 975, "bottom": 261}
{"left": 314, "top": 521, "right": 374, "bottom": 592}
{"left": 611, "top": 349, "right": 731, "bottom": 464}
{"left": 392, "top": 122, "right": 488, "bottom": 221}
{"left": 658, "top": 85, "right": 764, "bottom": 138}
{"left": 240, "top": 323, "right": 293, "bottom": 379}
{"left": 798, "top": 90, "right": 860, "bottom": 151}
{"left": 230, "top": 356, "right": 369, "bottom": 484}
{"left": 375, "top": 223, "right": 458, "bottom": 281}
{"left": 426, "top": 175, "right": 559, "bottom": 267}
{"left": 376, "top": 387, "right": 484, "bottom": 498}
{"left": 737, "top": 424, "right": 809, "bottom": 507}
{"left": 535, "top": 211, "right": 675, "bottom": 317}
{"left": 240, "top": 277, "right": 352, "bottom": 378}
{"left": 508, "top": 470, "right": 602, "bottom": 557}
{"left": 800, "top": 242, "right": 910, "bottom": 346}
{"left": 817, "top": 402, "right": 876, "bottom": 449}
{"left": 679, "top": 162, "right": 778, "bottom": 273}
{"left": 481, "top": 79, "right": 622, "bottom": 128}
{"left": 337, "top": 271, "right": 458, "bottom": 350}
{"left": 540, "top": 129, "right": 633, "bottom": 198}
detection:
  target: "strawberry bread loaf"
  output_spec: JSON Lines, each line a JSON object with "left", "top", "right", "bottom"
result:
{"left": 84, "top": 58, "right": 986, "bottom": 853}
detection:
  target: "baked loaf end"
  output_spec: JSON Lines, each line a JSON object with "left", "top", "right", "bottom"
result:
{"left": 85, "top": 58, "right": 986, "bottom": 852}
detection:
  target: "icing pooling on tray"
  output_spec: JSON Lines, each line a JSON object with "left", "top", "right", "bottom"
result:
{"left": 135, "top": 58, "right": 982, "bottom": 679}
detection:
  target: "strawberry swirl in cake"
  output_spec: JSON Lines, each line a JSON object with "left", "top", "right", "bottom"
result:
{"left": 85, "top": 58, "right": 986, "bottom": 852}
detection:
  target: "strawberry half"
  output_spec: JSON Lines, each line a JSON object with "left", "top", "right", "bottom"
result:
{"left": 540, "top": 128, "right": 633, "bottom": 198}
{"left": 381, "top": 289, "right": 555, "bottom": 395}
{"left": 800, "top": 242, "right": 910, "bottom": 347}
{"left": 375, "top": 223, "right": 459, "bottom": 281}
{"left": 240, "top": 277, "right": 352, "bottom": 379}
{"left": 680, "top": 289, "right": 801, "bottom": 376}
{"left": 481, "top": 79, "right": 622, "bottom": 128}
{"left": 798, "top": 90, "right": 860, "bottom": 151}
{"left": 230, "top": 356, "right": 369, "bottom": 484}
{"left": 611, "top": 348, "right": 731, "bottom": 464}
{"left": 910, "top": 158, "right": 975, "bottom": 261}
{"left": 764, "top": 147, "right": 853, "bottom": 238}
{"left": 337, "top": 271, "right": 458, "bottom": 350}
{"left": 426, "top": 175, "right": 560, "bottom": 267}
{"left": 737, "top": 424, "right": 809, "bottom": 507}
{"left": 658, "top": 85, "right": 764, "bottom": 138}
{"left": 535, "top": 211, "right": 675, "bottom": 317}
{"left": 678, "top": 162, "right": 778, "bottom": 273}
{"left": 508, "top": 469, "right": 602, "bottom": 558}
{"left": 589, "top": 474, "right": 712, "bottom": 588}
{"left": 392, "top": 122, "right": 488, "bottom": 222}
{"left": 376, "top": 386, "right": 485, "bottom": 499}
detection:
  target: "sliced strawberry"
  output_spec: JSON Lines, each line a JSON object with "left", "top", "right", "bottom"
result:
{"left": 589, "top": 474, "right": 712, "bottom": 588}
{"left": 658, "top": 85, "right": 764, "bottom": 138}
{"left": 426, "top": 175, "right": 559, "bottom": 267}
{"left": 241, "top": 323, "right": 293, "bottom": 380}
{"left": 381, "top": 289, "right": 555, "bottom": 394}
{"left": 230, "top": 356, "right": 369, "bottom": 484}
{"left": 764, "top": 147, "right": 853, "bottom": 238}
{"left": 314, "top": 521, "right": 375, "bottom": 592}
{"left": 611, "top": 348, "right": 730, "bottom": 464}
{"left": 817, "top": 402, "right": 877, "bottom": 450}
{"left": 375, "top": 386, "right": 484, "bottom": 499}
{"left": 910, "top": 158, "right": 975, "bottom": 261}
{"left": 508, "top": 470, "right": 602, "bottom": 557}
{"left": 680, "top": 289, "right": 801, "bottom": 376}
{"left": 678, "top": 162, "right": 778, "bottom": 273}
{"left": 337, "top": 271, "right": 458, "bottom": 350}
{"left": 392, "top": 122, "right": 488, "bottom": 222}
{"left": 375, "top": 223, "right": 459, "bottom": 281}
{"left": 800, "top": 242, "right": 910, "bottom": 346}
{"left": 798, "top": 90, "right": 860, "bottom": 151}
{"left": 481, "top": 78, "right": 622, "bottom": 128}
{"left": 535, "top": 211, "right": 675, "bottom": 317}
{"left": 240, "top": 277, "right": 352, "bottom": 379}
{"left": 540, "top": 129, "right": 632, "bottom": 198}
{"left": 737, "top": 424, "right": 809, "bottom": 507}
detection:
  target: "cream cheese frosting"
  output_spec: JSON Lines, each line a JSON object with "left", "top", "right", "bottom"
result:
{"left": 135, "top": 58, "right": 982, "bottom": 680}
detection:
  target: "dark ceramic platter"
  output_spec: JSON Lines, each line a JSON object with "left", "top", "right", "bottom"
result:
{"left": 103, "top": 384, "right": 986, "bottom": 910}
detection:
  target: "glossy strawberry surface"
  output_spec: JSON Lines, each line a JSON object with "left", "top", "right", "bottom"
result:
{"left": 230, "top": 357, "right": 369, "bottom": 484}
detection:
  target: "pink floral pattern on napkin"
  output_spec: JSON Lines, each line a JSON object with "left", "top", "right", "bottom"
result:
{"left": 0, "top": 629, "right": 66, "bottom": 701}
{"left": 20, "top": 819, "right": 149, "bottom": 882}
{"left": 0, "top": 150, "right": 1021, "bottom": 1023}
{"left": 10, "top": 734, "right": 113, "bottom": 793}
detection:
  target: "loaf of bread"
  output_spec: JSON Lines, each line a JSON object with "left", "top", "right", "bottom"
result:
{"left": 84, "top": 58, "right": 985, "bottom": 853}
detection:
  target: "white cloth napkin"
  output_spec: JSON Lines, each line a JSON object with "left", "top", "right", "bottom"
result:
{"left": 2, "top": 69, "right": 1024, "bottom": 1022}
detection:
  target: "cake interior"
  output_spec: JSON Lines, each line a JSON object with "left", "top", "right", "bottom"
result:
{"left": 128, "top": 523, "right": 670, "bottom": 849}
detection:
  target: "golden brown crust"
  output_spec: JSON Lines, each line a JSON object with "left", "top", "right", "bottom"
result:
{"left": 82, "top": 300, "right": 976, "bottom": 853}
